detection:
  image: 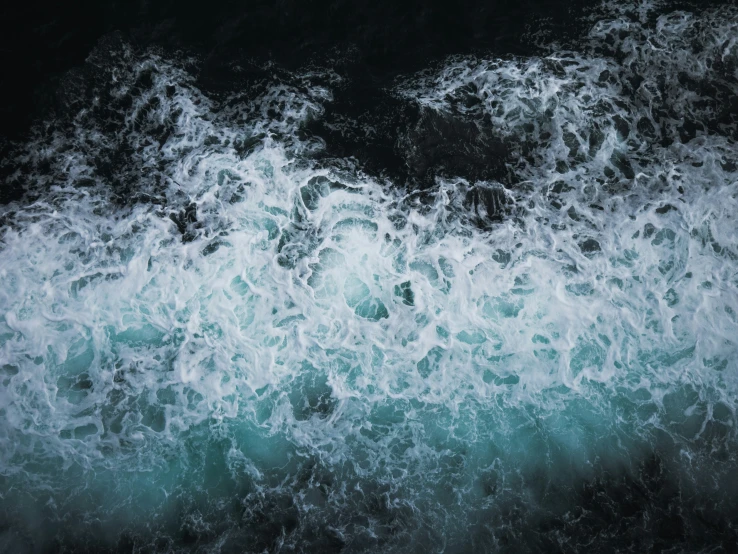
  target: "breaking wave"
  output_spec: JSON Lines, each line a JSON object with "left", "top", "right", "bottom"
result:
{"left": 1, "top": 2, "right": 737, "bottom": 552}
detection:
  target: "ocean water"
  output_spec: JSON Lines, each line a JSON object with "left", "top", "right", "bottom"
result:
{"left": 1, "top": 1, "right": 737, "bottom": 552}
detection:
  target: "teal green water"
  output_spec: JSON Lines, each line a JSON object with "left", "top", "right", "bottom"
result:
{"left": 1, "top": 2, "right": 738, "bottom": 552}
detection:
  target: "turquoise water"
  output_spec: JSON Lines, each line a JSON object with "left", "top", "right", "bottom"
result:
{"left": 1, "top": 2, "right": 737, "bottom": 552}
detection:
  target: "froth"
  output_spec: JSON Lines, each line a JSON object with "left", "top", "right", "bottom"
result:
{"left": 1, "top": 2, "right": 737, "bottom": 551}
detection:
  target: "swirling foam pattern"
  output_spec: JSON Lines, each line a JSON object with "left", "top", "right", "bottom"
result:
{"left": 1, "top": 2, "right": 737, "bottom": 552}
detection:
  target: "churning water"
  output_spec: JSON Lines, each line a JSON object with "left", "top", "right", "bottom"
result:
{"left": 1, "top": 1, "right": 737, "bottom": 552}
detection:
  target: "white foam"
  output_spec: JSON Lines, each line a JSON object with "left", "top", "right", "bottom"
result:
{"left": 1, "top": 2, "right": 737, "bottom": 548}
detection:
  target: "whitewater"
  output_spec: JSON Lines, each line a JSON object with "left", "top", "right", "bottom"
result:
{"left": 1, "top": 2, "right": 737, "bottom": 552}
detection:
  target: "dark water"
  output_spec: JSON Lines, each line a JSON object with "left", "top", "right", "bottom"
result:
{"left": 1, "top": 1, "right": 738, "bottom": 552}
